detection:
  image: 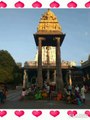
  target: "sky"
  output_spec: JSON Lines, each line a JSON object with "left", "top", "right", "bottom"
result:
{"left": 0, "top": 9, "right": 90, "bottom": 66}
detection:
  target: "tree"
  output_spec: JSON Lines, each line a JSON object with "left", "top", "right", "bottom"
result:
{"left": 0, "top": 50, "right": 22, "bottom": 85}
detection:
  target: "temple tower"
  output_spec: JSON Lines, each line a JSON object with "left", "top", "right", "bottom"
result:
{"left": 34, "top": 9, "right": 65, "bottom": 92}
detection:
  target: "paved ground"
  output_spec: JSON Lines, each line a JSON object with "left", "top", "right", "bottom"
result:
{"left": 0, "top": 89, "right": 90, "bottom": 109}
{"left": 7, "top": 89, "right": 21, "bottom": 101}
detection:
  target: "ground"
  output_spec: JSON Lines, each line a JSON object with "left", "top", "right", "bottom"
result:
{"left": 0, "top": 88, "right": 90, "bottom": 109}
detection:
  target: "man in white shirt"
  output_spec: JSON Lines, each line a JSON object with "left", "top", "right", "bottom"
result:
{"left": 81, "top": 85, "right": 86, "bottom": 103}
{"left": 75, "top": 84, "right": 79, "bottom": 93}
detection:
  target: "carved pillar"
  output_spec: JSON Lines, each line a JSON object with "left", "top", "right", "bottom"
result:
{"left": 37, "top": 37, "right": 43, "bottom": 88}
{"left": 56, "top": 37, "right": 63, "bottom": 92}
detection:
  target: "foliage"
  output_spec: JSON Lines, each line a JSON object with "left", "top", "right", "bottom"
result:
{"left": 0, "top": 50, "right": 22, "bottom": 85}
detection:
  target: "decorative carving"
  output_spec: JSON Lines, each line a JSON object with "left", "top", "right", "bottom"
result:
{"left": 37, "top": 9, "right": 62, "bottom": 32}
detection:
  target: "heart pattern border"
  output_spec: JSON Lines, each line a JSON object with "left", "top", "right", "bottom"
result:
{"left": 0, "top": 110, "right": 90, "bottom": 117}
{"left": 0, "top": 1, "right": 90, "bottom": 8}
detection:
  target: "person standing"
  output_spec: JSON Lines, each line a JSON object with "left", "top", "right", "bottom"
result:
{"left": 19, "top": 88, "right": 26, "bottom": 100}
{"left": 75, "top": 84, "right": 79, "bottom": 93}
{"left": 81, "top": 85, "right": 86, "bottom": 103}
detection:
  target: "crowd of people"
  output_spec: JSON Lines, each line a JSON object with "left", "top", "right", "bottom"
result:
{"left": 20, "top": 82, "right": 57, "bottom": 100}
{"left": 63, "top": 84, "right": 86, "bottom": 105}
{"left": 0, "top": 81, "right": 88, "bottom": 106}
{"left": 20, "top": 82, "right": 87, "bottom": 106}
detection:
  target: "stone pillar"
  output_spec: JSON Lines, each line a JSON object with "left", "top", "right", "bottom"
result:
{"left": 56, "top": 37, "right": 63, "bottom": 92}
{"left": 69, "top": 70, "right": 72, "bottom": 86}
{"left": 23, "top": 70, "right": 27, "bottom": 88}
{"left": 37, "top": 37, "right": 43, "bottom": 88}
{"left": 46, "top": 46, "right": 50, "bottom": 83}
{"left": 54, "top": 70, "right": 56, "bottom": 83}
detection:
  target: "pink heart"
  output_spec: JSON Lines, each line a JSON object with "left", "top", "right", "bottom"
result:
{"left": 0, "top": 111, "right": 7, "bottom": 117}
{"left": 50, "top": 110, "right": 60, "bottom": 117}
{"left": 32, "top": 1, "right": 42, "bottom": 8}
{"left": 50, "top": 1, "right": 60, "bottom": 8}
{"left": 67, "top": 1, "right": 77, "bottom": 8}
{"left": 85, "top": 1, "right": 90, "bottom": 8}
{"left": 85, "top": 111, "right": 90, "bottom": 117}
{"left": 0, "top": 1, "right": 7, "bottom": 8}
{"left": 15, "top": 1, "right": 24, "bottom": 8}
{"left": 32, "top": 110, "right": 42, "bottom": 117}
{"left": 14, "top": 110, "right": 24, "bottom": 117}
{"left": 67, "top": 110, "right": 77, "bottom": 117}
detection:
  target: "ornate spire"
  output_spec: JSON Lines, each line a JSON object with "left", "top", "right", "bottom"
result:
{"left": 37, "top": 9, "right": 62, "bottom": 33}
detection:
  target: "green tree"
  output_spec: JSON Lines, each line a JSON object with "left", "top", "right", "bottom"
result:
{"left": 0, "top": 50, "right": 22, "bottom": 85}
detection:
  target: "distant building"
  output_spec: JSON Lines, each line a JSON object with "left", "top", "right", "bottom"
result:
{"left": 81, "top": 55, "right": 90, "bottom": 79}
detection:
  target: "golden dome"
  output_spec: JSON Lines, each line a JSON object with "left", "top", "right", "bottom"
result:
{"left": 37, "top": 9, "right": 62, "bottom": 33}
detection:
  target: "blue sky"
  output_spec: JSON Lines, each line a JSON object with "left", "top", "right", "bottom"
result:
{"left": 0, "top": 9, "right": 90, "bottom": 66}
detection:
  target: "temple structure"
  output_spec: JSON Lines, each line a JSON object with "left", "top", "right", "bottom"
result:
{"left": 24, "top": 9, "right": 83, "bottom": 91}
